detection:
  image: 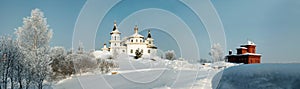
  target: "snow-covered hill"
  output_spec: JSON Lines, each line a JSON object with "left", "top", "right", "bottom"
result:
{"left": 213, "top": 63, "right": 300, "bottom": 89}
{"left": 52, "top": 56, "right": 236, "bottom": 89}
{"left": 52, "top": 53, "right": 242, "bottom": 89}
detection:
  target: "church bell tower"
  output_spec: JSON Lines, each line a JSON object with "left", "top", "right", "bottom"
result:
{"left": 110, "top": 21, "right": 121, "bottom": 54}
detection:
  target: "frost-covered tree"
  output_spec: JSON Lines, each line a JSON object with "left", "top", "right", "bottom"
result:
{"left": 97, "top": 58, "right": 118, "bottom": 74}
{"left": 15, "top": 8, "right": 53, "bottom": 89}
{"left": 165, "top": 50, "right": 176, "bottom": 60}
{"left": 49, "top": 46, "right": 67, "bottom": 80}
{"left": 209, "top": 43, "right": 224, "bottom": 62}
{"left": 0, "top": 35, "right": 14, "bottom": 89}
{"left": 0, "top": 36, "right": 9, "bottom": 89}
{"left": 13, "top": 46, "right": 25, "bottom": 89}
{"left": 77, "top": 54, "right": 96, "bottom": 73}
{"left": 0, "top": 35, "right": 24, "bottom": 89}
{"left": 65, "top": 44, "right": 97, "bottom": 75}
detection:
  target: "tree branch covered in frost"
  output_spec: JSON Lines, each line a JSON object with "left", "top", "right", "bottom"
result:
{"left": 209, "top": 43, "right": 224, "bottom": 62}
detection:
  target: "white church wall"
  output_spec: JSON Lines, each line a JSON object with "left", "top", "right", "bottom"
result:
{"left": 127, "top": 44, "right": 148, "bottom": 56}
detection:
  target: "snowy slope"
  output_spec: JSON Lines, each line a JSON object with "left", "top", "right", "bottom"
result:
{"left": 53, "top": 54, "right": 239, "bottom": 89}
{"left": 212, "top": 63, "right": 300, "bottom": 89}
{"left": 54, "top": 69, "right": 218, "bottom": 89}
{"left": 53, "top": 63, "right": 236, "bottom": 89}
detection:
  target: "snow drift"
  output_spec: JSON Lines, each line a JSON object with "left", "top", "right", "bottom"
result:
{"left": 212, "top": 63, "right": 300, "bottom": 89}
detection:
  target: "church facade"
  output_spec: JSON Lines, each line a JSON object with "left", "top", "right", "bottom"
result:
{"left": 101, "top": 21, "right": 157, "bottom": 57}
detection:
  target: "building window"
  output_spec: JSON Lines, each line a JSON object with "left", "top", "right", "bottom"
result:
{"left": 149, "top": 41, "right": 151, "bottom": 44}
{"left": 115, "top": 43, "right": 116, "bottom": 46}
{"left": 123, "top": 50, "right": 125, "bottom": 52}
{"left": 136, "top": 39, "right": 138, "bottom": 42}
{"left": 140, "top": 40, "right": 142, "bottom": 42}
{"left": 148, "top": 50, "right": 150, "bottom": 53}
{"left": 131, "top": 39, "right": 133, "bottom": 42}
{"left": 114, "top": 36, "right": 116, "bottom": 40}
{"left": 130, "top": 49, "right": 133, "bottom": 53}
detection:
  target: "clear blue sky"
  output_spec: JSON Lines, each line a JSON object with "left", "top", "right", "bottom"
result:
{"left": 0, "top": 0, "right": 299, "bottom": 63}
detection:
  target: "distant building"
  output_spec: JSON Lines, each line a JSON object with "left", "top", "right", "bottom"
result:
{"left": 99, "top": 21, "right": 157, "bottom": 57}
{"left": 226, "top": 41, "right": 261, "bottom": 64}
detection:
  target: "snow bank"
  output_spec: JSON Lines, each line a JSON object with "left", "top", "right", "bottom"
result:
{"left": 212, "top": 63, "right": 300, "bottom": 89}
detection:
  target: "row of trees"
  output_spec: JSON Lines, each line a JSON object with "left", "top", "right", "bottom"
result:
{"left": 0, "top": 8, "right": 116, "bottom": 89}
{"left": 49, "top": 45, "right": 103, "bottom": 80}
{"left": 0, "top": 9, "right": 52, "bottom": 89}
{"left": 0, "top": 35, "right": 24, "bottom": 89}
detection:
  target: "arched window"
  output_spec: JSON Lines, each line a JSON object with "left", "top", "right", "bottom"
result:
{"left": 149, "top": 41, "right": 151, "bottom": 44}
{"left": 148, "top": 50, "right": 150, "bottom": 53}
{"left": 140, "top": 40, "right": 142, "bottom": 42}
{"left": 114, "top": 43, "right": 116, "bottom": 46}
{"left": 130, "top": 49, "right": 133, "bottom": 53}
{"left": 131, "top": 39, "right": 133, "bottom": 42}
{"left": 136, "top": 39, "right": 138, "bottom": 42}
{"left": 114, "top": 36, "right": 116, "bottom": 40}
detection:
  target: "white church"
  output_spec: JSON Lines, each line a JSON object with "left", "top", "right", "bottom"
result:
{"left": 99, "top": 21, "right": 157, "bottom": 57}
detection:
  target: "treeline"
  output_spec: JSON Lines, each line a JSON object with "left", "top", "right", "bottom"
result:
{"left": 49, "top": 45, "right": 118, "bottom": 80}
{"left": 0, "top": 8, "right": 52, "bottom": 89}
{"left": 0, "top": 8, "right": 117, "bottom": 89}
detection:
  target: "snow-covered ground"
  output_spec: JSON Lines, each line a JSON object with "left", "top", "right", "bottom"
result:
{"left": 212, "top": 63, "right": 300, "bottom": 89}
{"left": 53, "top": 55, "right": 238, "bottom": 89}
{"left": 54, "top": 69, "right": 212, "bottom": 89}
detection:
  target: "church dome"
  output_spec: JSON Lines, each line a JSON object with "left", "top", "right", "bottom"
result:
{"left": 129, "top": 25, "right": 144, "bottom": 38}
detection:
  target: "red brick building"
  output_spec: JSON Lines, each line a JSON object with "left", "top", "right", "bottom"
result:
{"left": 226, "top": 41, "right": 261, "bottom": 64}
